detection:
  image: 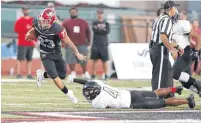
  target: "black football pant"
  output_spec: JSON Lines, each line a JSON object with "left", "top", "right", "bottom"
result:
{"left": 130, "top": 90, "right": 165, "bottom": 109}
{"left": 40, "top": 51, "right": 67, "bottom": 79}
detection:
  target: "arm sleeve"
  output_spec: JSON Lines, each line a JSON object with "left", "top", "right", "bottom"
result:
{"left": 160, "top": 18, "right": 172, "bottom": 36}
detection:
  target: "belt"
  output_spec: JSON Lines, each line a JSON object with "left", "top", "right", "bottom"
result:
{"left": 149, "top": 40, "right": 164, "bottom": 48}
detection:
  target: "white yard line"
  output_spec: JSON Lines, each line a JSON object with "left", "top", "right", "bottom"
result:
{"left": 1, "top": 95, "right": 87, "bottom": 101}
{"left": 1, "top": 79, "right": 45, "bottom": 83}
{"left": 2, "top": 101, "right": 89, "bottom": 106}
{"left": 21, "top": 119, "right": 201, "bottom": 123}
{"left": 2, "top": 105, "right": 67, "bottom": 110}
{"left": 60, "top": 110, "right": 201, "bottom": 114}
{"left": 30, "top": 112, "right": 102, "bottom": 119}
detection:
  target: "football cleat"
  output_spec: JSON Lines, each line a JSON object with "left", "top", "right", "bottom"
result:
{"left": 67, "top": 90, "right": 78, "bottom": 104}
{"left": 186, "top": 94, "right": 195, "bottom": 109}
{"left": 16, "top": 74, "right": 23, "bottom": 79}
{"left": 102, "top": 74, "right": 109, "bottom": 80}
{"left": 91, "top": 74, "right": 96, "bottom": 79}
{"left": 176, "top": 86, "right": 183, "bottom": 95}
{"left": 194, "top": 80, "right": 201, "bottom": 97}
{"left": 27, "top": 74, "right": 33, "bottom": 79}
{"left": 36, "top": 69, "right": 44, "bottom": 88}
{"left": 67, "top": 74, "right": 76, "bottom": 83}
{"left": 82, "top": 72, "right": 91, "bottom": 79}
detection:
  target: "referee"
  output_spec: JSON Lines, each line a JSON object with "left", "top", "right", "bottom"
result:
{"left": 149, "top": 1, "right": 180, "bottom": 97}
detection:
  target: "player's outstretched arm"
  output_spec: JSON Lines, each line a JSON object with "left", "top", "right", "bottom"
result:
{"left": 61, "top": 33, "right": 87, "bottom": 62}
{"left": 73, "top": 78, "right": 89, "bottom": 85}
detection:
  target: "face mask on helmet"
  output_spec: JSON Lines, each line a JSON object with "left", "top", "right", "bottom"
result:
{"left": 38, "top": 18, "right": 51, "bottom": 30}
{"left": 171, "top": 9, "right": 179, "bottom": 24}
{"left": 82, "top": 82, "right": 101, "bottom": 100}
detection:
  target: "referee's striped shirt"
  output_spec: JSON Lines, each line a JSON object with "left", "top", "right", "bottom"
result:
{"left": 151, "top": 13, "right": 173, "bottom": 43}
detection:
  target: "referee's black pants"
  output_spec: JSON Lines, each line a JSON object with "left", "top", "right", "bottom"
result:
{"left": 149, "top": 43, "right": 173, "bottom": 98}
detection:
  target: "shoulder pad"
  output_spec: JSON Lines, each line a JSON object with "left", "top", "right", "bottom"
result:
{"left": 178, "top": 20, "right": 192, "bottom": 34}
{"left": 52, "top": 22, "right": 64, "bottom": 34}
{"left": 32, "top": 18, "right": 38, "bottom": 27}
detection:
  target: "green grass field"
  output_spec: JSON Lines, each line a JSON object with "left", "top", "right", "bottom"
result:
{"left": 1, "top": 75, "right": 201, "bottom": 118}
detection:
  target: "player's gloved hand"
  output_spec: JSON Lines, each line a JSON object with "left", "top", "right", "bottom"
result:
{"left": 191, "top": 50, "right": 199, "bottom": 61}
{"left": 76, "top": 53, "right": 87, "bottom": 62}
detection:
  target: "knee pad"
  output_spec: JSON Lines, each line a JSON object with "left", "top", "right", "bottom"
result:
{"left": 178, "top": 72, "right": 190, "bottom": 82}
{"left": 59, "top": 75, "right": 66, "bottom": 80}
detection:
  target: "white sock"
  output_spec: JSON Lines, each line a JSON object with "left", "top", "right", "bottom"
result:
{"left": 71, "top": 71, "right": 76, "bottom": 76}
{"left": 178, "top": 72, "right": 190, "bottom": 82}
{"left": 85, "top": 71, "right": 89, "bottom": 75}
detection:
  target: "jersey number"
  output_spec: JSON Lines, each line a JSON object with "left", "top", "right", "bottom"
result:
{"left": 103, "top": 86, "right": 119, "bottom": 99}
{"left": 38, "top": 36, "right": 55, "bottom": 49}
{"left": 59, "top": 29, "right": 67, "bottom": 39}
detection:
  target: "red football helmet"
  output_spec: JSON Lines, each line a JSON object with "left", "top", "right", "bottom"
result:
{"left": 38, "top": 8, "right": 56, "bottom": 30}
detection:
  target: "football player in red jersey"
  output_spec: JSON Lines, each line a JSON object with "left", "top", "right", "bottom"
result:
{"left": 26, "top": 8, "right": 87, "bottom": 104}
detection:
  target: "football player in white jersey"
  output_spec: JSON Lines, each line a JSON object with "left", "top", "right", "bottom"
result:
{"left": 71, "top": 78, "right": 195, "bottom": 109}
{"left": 171, "top": 11, "right": 201, "bottom": 96}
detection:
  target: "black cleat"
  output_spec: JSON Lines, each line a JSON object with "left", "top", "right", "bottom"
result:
{"left": 16, "top": 74, "right": 23, "bottom": 79}
{"left": 104, "top": 75, "right": 109, "bottom": 80}
{"left": 27, "top": 74, "right": 33, "bottom": 79}
{"left": 187, "top": 94, "right": 195, "bottom": 109}
{"left": 91, "top": 75, "right": 96, "bottom": 79}
{"left": 176, "top": 86, "right": 183, "bottom": 95}
{"left": 194, "top": 80, "right": 201, "bottom": 97}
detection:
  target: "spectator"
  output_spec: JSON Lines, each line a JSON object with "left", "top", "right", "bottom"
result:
{"left": 91, "top": 9, "right": 110, "bottom": 80}
{"left": 14, "top": 6, "right": 35, "bottom": 79}
{"left": 179, "top": 10, "right": 187, "bottom": 20}
{"left": 47, "top": 2, "right": 61, "bottom": 20}
{"left": 191, "top": 19, "right": 201, "bottom": 75}
{"left": 62, "top": 7, "right": 91, "bottom": 80}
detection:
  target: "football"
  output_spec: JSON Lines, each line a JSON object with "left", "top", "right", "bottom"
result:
{"left": 26, "top": 29, "right": 37, "bottom": 41}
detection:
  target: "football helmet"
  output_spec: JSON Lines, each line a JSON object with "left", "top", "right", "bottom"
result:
{"left": 82, "top": 81, "right": 101, "bottom": 100}
{"left": 171, "top": 10, "right": 179, "bottom": 24}
{"left": 38, "top": 8, "right": 56, "bottom": 30}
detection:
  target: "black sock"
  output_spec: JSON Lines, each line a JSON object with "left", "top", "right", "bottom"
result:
{"left": 43, "top": 72, "right": 48, "bottom": 78}
{"left": 61, "top": 85, "right": 68, "bottom": 94}
{"left": 187, "top": 77, "right": 196, "bottom": 85}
